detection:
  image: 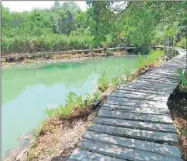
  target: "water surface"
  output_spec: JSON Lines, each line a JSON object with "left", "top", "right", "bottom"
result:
{"left": 2, "top": 55, "right": 138, "bottom": 157}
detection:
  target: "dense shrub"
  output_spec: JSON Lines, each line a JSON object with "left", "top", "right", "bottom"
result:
{"left": 1, "top": 34, "right": 93, "bottom": 54}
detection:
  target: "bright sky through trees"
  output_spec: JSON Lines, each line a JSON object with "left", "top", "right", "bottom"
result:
{"left": 2, "top": 1, "right": 87, "bottom": 12}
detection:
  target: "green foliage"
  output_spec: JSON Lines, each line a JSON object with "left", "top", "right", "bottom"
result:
{"left": 44, "top": 91, "right": 101, "bottom": 118}
{"left": 122, "top": 2, "right": 158, "bottom": 48}
{"left": 111, "top": 77, "right": 120, "bottom": 86}
{"left": 93, "top": 91, "right": 101, "bottom": 101}
{"left": 176, "top": 37, "right": 187, "bottom": 49}
{"left": 181, "top": 128, "right": 187, "bottom": 137}
{"left": 34, "top": 121, "right": 46, "bottom": 138}
{"left": 178, "top": 70, "right": 187, "bottom": 89}
{"left": 137, "top": 54, "right": 146, "bottom": 69}
{"left": 2, "top": 33, "right": 93, "bottom": 54}
{"left": 98, "top": 72, "right": 109, "bottom": 92}
{"left": 87, "top": 2, "right": 118, "bottom": 46}
{"left": 105, "top": 49, "right": 111, "bottom": 56}
{"left": 146, "top": 49, "right": 164, "bottom": 65}
{"left": 2, "top": 1, "right": 187, "bottom": 53}
{"left": 136, "top": 49, "right": 164, "bottom": 68}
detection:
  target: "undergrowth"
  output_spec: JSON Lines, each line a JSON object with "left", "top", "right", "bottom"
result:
{"left": 177, "top": 69, "right": 187, "bottom": 90}
{"left": 137, "top": 49, "right": 164, "bottom": 69}
{"left": 44, "top": 91, "right": 100, "bottom": 119}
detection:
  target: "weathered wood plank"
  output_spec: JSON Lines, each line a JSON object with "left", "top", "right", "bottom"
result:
{"left": 94, "top": 117, "right": 176, "bottom": 132}
{"left": 120, "top": 84, "right": 174, "bottom": 94}
{"left": 114, "top": 90, "right": 166, "bottom": 97}
{"left": 159, "top": 64, "right": 185, "bottom": 69}
{"left": 137, "top": 77, "right": 178, "bottom": 84}
{"left": 127, "top": 80, "right": 177, "bottom": 88}
{"left": 136, "top": 77, "right": 178, "bottom": 84}
{"left": 149, "top": 71, "right": 178, "bottom": 78}
{"left": 119, "top": 85, "right": 173, "bottom": 95}
{"left": 81, "top": 139, "right": 182, "bottom": 161}
{"left": 150, "top": 68, "right": 177, "bottom": 74}
{"left": 83, "top": 131, "right": 181, "bottom": 157}
{"left": 105, "top": 99, "right": 168, "bottom": 109}
{"left": 98, "top": 110, "right": 173, "bottom": 124}
{"left": 102, "top": 104, "right": 170, "bottom": 114}
{"left": 88, "top": 124, "right": 178, "bottom": 144}
{"left": 109, "top": 95, "right": 167, "bottom": 102}
{"left": 69, "top": 149, "right": 125, "bottom": 161}
{"left": 109, "top": 92, "right": 168, "bottom": 102}
{"left": 123, "top": 79, "right": 176, "bottom": 88}
{"left": 116, "top": 88, "right": 168, "bottom": 95}
{"left": 139, "top": 74, "right": 179, "bottom": 81}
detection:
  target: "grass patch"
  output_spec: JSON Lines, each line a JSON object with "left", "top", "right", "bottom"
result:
{"left": 98, "top": 71, "right": 109, "bottom": 92}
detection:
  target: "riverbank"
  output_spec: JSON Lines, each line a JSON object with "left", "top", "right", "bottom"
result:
{"left": 1, "top": 48, "right": 127, "bottom": 65}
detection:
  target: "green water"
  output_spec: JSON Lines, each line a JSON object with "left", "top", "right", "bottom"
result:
{"left": 2, "top": 55, "right": 138, "bottom": 157}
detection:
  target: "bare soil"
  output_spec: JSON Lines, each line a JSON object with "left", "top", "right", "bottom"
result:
{"left": 168, "top": 88, "right": 187, "bottom": 161}
{"left": 26, "top": 111, "right": 97, "bottom": 161}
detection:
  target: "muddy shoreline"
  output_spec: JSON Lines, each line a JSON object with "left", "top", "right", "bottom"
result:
{"left": 1, "top": 49, "right": 127, "bottom": 65}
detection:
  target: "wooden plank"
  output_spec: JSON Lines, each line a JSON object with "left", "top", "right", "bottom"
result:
{"left": 102, "top": 104, "right": 170, "bottom": 114}
{"left": 98, "top": 110, "right": 173, "bottom": 124}
{"left": 149, "top": 71, "right": 177, "bottom": 77}
{"left": 158, "top": 64, "right": 185, "bottom": 69}
{"left": 110, "top": 91, "right": 167, "bottom": 98}
{"left": 69, "top": 149, "right": 125, "bottom": 161}
{"left": 88, "top": 124, "right": 178, "bottom": 144}
{"left": 116, "top": 88, "right": 167, "bottom": 95}
{"left": 94, "top": 117, "right": 176, "bottom": 133}
{"left": 127, "top": 80, "right": 177, "bottom": 88}
{"left": 83, "top": 131, "right": 181, "bottom": 157}
{"left": 109, "top": 92, "right": 168, "bottom": 102}
{"left": 136, "top": 77, "right": 177, "bottom": 84}
{"left": 114, "top": 90, "right": 166, "bottom": 97}
{"left": 139, "top": 74, "right": 179, "bottom": 81}
{"left": 81, "top": 139, "right": 182, "bottom": 161}
{"left": 107, "top": 95, "right": 167, "bottom": 104}
{"left": 123, "top": 80, "right": 176, "bottom": 88}
{"left": 137, "top": 76, "right": 178, "bottom": 84}
{"left": 150, "top": 68, "right": 177, "bottom": 73}
{"left": 137, "top": 74, "right": 177, "bottom": 81}
{"left": 124, "top": 85, "right": 175, "bottom": 93}
{"left": 120, "top": 84, "right": 174, "bottom": 94}
{"left": 105, "top": 99, "right": 168, "bottom": 109}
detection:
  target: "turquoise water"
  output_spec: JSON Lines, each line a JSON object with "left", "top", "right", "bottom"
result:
{"left": 2, "top": 55, "right": 138, "bottom": 158}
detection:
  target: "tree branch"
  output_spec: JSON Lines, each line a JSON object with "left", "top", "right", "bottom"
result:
{"left": 115, "top": 1, "right": 132, "bottom": 18}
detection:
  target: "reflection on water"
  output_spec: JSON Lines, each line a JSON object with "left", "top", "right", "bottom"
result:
{"left": 2, "top": 55, "right": 138, "bottom": 157}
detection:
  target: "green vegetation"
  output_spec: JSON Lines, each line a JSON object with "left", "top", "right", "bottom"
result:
{"left": 44, "top": 91, "right": 100, "bottom": 119}
{"left": 2, "top": 1, "right": 187, "bottom": 54}
{"left": 137, "top": 49, "right": 164, "bottom": 69}
{"left": 98, "top": 72, "right": 109, "bottom": 92}
{"left": 178, "top": 70, "right": 187, "bottom": 90}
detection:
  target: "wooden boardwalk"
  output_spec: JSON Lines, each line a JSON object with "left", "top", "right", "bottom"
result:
{"left": 68, "top": 48, "right": 186, "bottom": 161}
